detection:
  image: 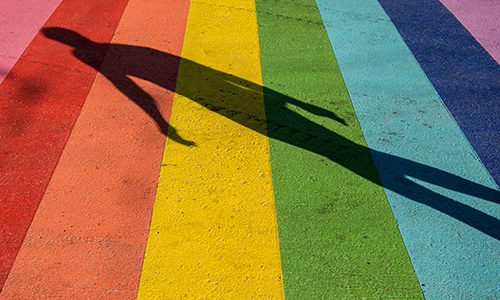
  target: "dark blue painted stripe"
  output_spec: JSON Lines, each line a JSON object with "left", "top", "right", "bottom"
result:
{"left": 377, "top": 0, "right": 500, "bottom": 186}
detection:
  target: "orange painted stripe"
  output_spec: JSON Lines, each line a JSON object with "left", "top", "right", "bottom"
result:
{"left": 0, "top": 0, "right": 190, "bottom": 298}
{"left": 0, "top": 0, "right": 129, "bottom": 290}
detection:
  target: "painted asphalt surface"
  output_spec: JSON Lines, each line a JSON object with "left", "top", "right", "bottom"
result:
{"left": 1, "top": 0, "right": 499, "bottom": 298}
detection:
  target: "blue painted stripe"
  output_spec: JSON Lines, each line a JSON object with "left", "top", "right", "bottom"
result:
{"left": 314, "top": 0, "right": 500, "bottom": 298}
{"left": 377, "top": 0, "right": 500, "bottom": 193}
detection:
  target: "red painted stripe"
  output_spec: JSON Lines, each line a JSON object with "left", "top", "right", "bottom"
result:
{"left": 0, "top": 0, "right": 129, "bottom": 290}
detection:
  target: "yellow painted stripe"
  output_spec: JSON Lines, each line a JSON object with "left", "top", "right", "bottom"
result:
{"left": 137, "top": 0, "right": 285, "bottom": 298}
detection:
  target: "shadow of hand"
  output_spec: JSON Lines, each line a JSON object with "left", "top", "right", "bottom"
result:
{"left": 167, "top": 126, "right": 196, "bottom": 147}
{"left": 299, "top": 102, "right": 347, "bottom": 125}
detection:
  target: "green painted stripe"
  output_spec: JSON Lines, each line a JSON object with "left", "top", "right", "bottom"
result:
{"left": 255, "top": 0, "right": 423, "bottom": 298}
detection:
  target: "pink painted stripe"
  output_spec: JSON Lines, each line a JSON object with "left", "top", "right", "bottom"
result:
{"left": 439, "top": 0, "right": 500, "bottom": 64}
{"left": 0, "top": 0, "right": 63, "bottom": 84}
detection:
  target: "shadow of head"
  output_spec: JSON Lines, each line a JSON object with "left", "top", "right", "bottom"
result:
{"left": 42, "top": 27, "right": 93, "bottom": 48}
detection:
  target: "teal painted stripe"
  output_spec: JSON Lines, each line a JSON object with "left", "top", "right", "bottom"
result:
{"left": 315, "top": 0, "right": 500, "bottom": 298}
{"left": 255, "top": 0, "right": 422, "bottom": 298}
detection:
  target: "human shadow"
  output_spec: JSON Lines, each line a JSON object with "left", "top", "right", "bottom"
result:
{"left": 43, "top": 27, "right": 500, "bottom": 239}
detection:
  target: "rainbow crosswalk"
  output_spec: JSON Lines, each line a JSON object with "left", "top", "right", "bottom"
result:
{"left": 1, "top": 0, "right": 499, "bottom": 298}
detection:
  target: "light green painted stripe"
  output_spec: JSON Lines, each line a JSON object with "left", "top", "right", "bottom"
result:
{"left": 255, "top": 0, "right": 423, "bottom": 298}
